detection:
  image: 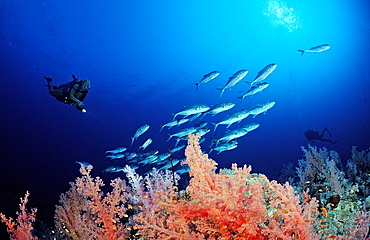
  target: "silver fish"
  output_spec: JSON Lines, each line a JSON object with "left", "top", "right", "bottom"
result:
{"left": 174, "top": 135, "right": 202, "bottom": 147}
{"left": 139, "top": 138, "right": 152, "bottom": 150}
{"left": 210, "top": 141, "right": 238, "bottom": 154}
{"left": 167, "top": 127, "right": 197, "bottom": 141}
{"left": 157, "top": 159, "right": 181, "bottom": 171}
{"left": 195, "top": 127, "right": 210, "bottom": 137}
{"left": 174, "top": 135, "right": 188, "bottom": 147}
{"left": 105, "top": 147, "right": 127, "bottom": 154}
{"left": 212, "top": 110, "right": 249, "bottom": 131}
{"left": 177, "top": 118, "right": 190, "bottom": 126}
{"left": 76, "top": 161, "right": 93, "bottom": 169}
{"left": 298, "top": 44, "right": 331, "bottom": 55}
{"left": 186, "top": 112, "right": 202, "bottom": 122}
{"left": 216, "top": 128, "right": 249, "bottom": 145}
{"left": 247, "top": 101, "right": 276, "bottom": 118}
{"left": 238, "top": 82, "right": 270, "bottom": 102}
{"left": 174, "top": 134, "right": 205, "bottom": 147}
{"left": 125, "top": 152, "right": 138, "bottom": 161}
{"left": 217, "top": 70, "right": 248, "bottom": 97}
{"left": 249, "top": 64, "right": 277, "bottom": 86}
{"left": 176, "top": 165, "right": 190, "bottom": 175}
{"left": 156, "top": 152, "right": 171, "bottom": 161}
{"left": 240, "top": 122, "right": 260, "bottom": 132}
{"left": 194, "top": 121, "right": 207, "bottom": 129}
{"left": 205, "top": 102, "right": 235, "bottom": 116}
{"left": 138, "top": 154, "right": 159, "bottom": 165}
{"left": 103, "top": 166, "right": 126, "bottom": 173}
{"left": 131, "top": 124, "right": 150, "bottom": 145}
{"left": 160, "top": 120, "right": 179, "bottom": 132}
{"left": 106, "top": 154, "right": 125, "bottom": 160}
{"left": 160, "top": 118, "right": 190, "bottom": 132}
{"left": 196, "top": 71, "right": 220, "bottom": 90}
{"left": 172, "top": 104, "right": 210, "bottom": 119}
{"left": 171, "top": 144, "right": 185, "bottom": 153}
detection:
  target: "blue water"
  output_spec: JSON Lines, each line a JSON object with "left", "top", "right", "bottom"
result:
{"left": 0, "top": 0, "right": 369, "bottom": 230}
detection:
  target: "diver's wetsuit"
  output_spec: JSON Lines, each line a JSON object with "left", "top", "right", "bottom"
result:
{"left": 46, "top": 76, "right": 87, "bottom": 108}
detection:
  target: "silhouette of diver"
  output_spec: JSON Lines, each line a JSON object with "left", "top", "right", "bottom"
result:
{"left": 304, "top": 127, "right": 338, "bottom": 144}
{"left": 44, "top": 75, "right": 90, "bottom": 112}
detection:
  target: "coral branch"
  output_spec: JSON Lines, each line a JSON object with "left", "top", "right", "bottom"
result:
{"left": 133, "top": 134, "right": 321, "bottom": 239}
{"left": 0, "top": 191, "right": 37, "bottom": 240}
{"left": 54, "top": 166, "right": 130, "bottom": 240}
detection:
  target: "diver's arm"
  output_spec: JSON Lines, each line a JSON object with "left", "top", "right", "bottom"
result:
{"left": 69, "top": 84, "right": 84, "bottom": 107}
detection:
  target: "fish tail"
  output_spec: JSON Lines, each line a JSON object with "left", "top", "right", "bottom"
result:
{"left": 171, "top": 113, "right": 177, "bottom": 120}
{"left": 238, "top": 96, "right": 244, "bottom": 103}
{"left": 195, "top": 83, "right": 199, "bottom": 90}
{"left": 211, "top": 122, "right": 218, "bottom": 132}
{"left": 245, "top": 81, "right": 252, "bottom": 87}
{"left": 209, "top": 139, "right": 215, "bottom": 148}
{"left": 131, "top": 137, "right": 135, "bottom": 145}
{"left": 217, "top": 88, "right": 224, "bottom": 98}
{"left": 167, "top": 134, "right": 172, "bottom": 142}
{"left": 297, "top": 50, "right": 305, "bottom": 55}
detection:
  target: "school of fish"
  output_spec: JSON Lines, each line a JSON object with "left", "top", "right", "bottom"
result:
{"left": 88, "top": 44, "right": 330, "bottom": 175}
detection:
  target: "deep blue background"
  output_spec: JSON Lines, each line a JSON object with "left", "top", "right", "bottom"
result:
{"left": 0, "top": 0, "right": 369, "bottom": 225}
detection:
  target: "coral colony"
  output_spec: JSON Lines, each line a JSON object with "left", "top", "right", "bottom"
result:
{"left": 1, "top": 134, "right": 370, "bottom": 239}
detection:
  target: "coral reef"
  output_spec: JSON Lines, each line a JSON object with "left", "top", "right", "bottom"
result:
{"left": 282, "top": 145, "right": 370, "bottom": 238}
{"left": 133, "top": 133, "right": 320, "bottom": 239}
{"left": 1, "top": 135, "right": 370, "bottom": 239}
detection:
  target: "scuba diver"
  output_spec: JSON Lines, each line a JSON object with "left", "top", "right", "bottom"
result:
{"left": 304, "top": 127, "right": 338, "bottom": 144}
{"left": 44, "top": 75, "right": 90, "bottom": 113}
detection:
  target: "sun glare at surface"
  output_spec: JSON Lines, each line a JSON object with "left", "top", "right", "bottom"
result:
{"left": 261, "top": 0, "right": 301, "bottom": 32}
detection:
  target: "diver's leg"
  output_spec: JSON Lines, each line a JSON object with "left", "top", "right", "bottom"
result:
{"left": 43, "top": 76, "right": 52, "bottom": 82}
{"left": 46, "top": 82, "right": 63, "bottom": 96}
{"left": 319, "top": 129, "right": 325, "bottom": 139}
{"left": 323, "top": 127, "right": 332, "bottom": 138}
{"left": 44, "top": 76, "right": 59, "bottom": 92}
{"left": 44, "top": 76, "right": 64, "bottom": 97}
{"left": 49, "top": 89, "right": 64, "bottom": 97}
{"left": 44, "top": 76, "right": 54, "bottom": 92}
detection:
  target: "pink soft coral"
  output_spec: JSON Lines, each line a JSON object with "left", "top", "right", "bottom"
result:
{"left": 134, "top": 134, "right": 321, "bottom": 239}
{"left": 0, "top": 191, "right": 37, "bottom": 240}
{"left": 55, "top": 165, "right": 130, "bottom": 240}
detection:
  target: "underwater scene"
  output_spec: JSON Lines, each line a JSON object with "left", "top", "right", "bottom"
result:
{"left": 0, "top": 0, "right": 370, "bottom": 239}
